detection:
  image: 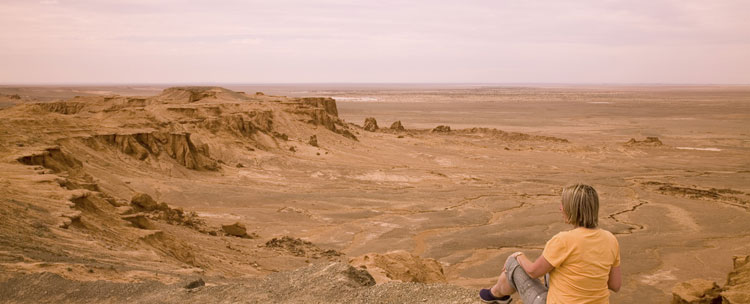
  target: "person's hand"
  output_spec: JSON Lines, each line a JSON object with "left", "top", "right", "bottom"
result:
{"left": 504, "top": 251, "right": 524, "bottom": 271}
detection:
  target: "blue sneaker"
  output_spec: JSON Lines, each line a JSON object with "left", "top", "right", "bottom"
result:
{"left": 479, "top": 289, "right": 512, "bottom": 304}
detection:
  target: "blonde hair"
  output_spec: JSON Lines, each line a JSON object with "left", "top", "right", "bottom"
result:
{"left": 561, "top": 184, "right": 599, "bottom": 228}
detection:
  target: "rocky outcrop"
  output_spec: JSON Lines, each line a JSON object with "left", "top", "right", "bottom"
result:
{"left": 84, "top": 132, "right": 218, "bottom": 171}
{"left": 37, "top": 101, "right": 87, "bottom": 115}
{"left": 158, "top": 87, "right": 227, "bottom": 103}
{"left": 294, "top": 105, "right": 357, "bottom": 140}
{"left": 363, "top": 117, "right": 379, "bottom": 132}
{"left": 127, "top": 193, "right": 207, "bottom": 231}
{"left": 390, "top": 121, "right": 405, "bottom": 131}
{"left": 722, "top": 255, "right": 750, "bottom": 303}
{"left": 432, "top": 125, "right": 451, "bottom": 133}
{"left": 122, "top": 214, "right": 156, "bottom": 230}
{"left": 184, "top": 278, "right": 205, "bottom": 289}
{"left": 458, "top": 127, "right": 569, "bottom": 143}
{"left": 640, "top": 181, "right": 749, "bottom": 208}
{"left": 131, "top": 193, "right": 160, "bottom": 211}
{"left": 308, "top": 108, "right": 338, "bottom": 131}
{"left": 265, "top": 236, "right": 342, "bottom": 259}
{"left": 626, "top": 136, "right": 663, "bottom": 147}
{"left": 671, "top": 279, "right": 721, "bottom": 304}
{"left": 222, "top": 222, "right": 254, "bottom": 238}
{"left": 200, "top": 111, "right": 274, "bottom": 137}
{"left": 17, "top": 147, "right": 83, "bottom": 173}
{"left": 349, "top": 250, "right": 446, "bottom": 284}
{"left": 298, "top": 97, "right": 339, "bottom": 117}
{"left": 672, "top": 255, "right": 750, "bottom": 304}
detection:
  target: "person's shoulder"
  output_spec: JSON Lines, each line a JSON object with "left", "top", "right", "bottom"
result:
{"left": 553, "top": 229, "right": 571, "bottom": 238}
{"left": 598, "top": 228, "right": 616, "bottom": 238}
{"left": 597, "top": 228, "right": 619, "bottom": 243}
{"left": 550, "top": 229, "right": 574, "bottom": 242}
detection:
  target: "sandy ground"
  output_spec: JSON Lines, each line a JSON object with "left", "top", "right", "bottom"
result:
{"left": 1, "top": 85, "right": 749, "bottom": 303}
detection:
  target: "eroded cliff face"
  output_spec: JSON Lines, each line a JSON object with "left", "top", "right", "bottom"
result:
{"left": 17, "top": 147, "right": 83, "bottom": 173}
{"left": 6, "top": 87, "right": 354, "bottom": 173}
{"left": 83, "top": 132, "right": 218, "bottom": 171}
{"left": 0, "top": 87, "right": 357, "bottom": 289}
{"left": 722, "top": 255, "right": 750, "bottom": 303}
{"left": 672, "top": 255, "right": 750, "bottom": 304}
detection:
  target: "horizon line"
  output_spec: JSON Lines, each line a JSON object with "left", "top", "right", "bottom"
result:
{"left": 2, "top": 82, "right": 750, "bottom": 87}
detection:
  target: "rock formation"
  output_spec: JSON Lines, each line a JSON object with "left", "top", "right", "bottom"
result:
{"left": 157, "top": 86, "right": 237, "bottom": 103}
{"left": 363, "top": 117, "right": 379, "bottom": 131}
{"left": 0, "top": 87, "right": 367, "bottom": 300}
{"left": 265, "top": 236, "right": 341, "bottom": 259}
{"left": 390, "top": 120, "right": 405, "bottom": 131}
{"left": 626, "top": 136, "right": 664, "bottom": 147}
{"left": 84, "top": 132, "right": 218, "bottom": 171}
{"left": 671, "top": 255, "right": 750, "bottom": 304}
{"left": 298, "top": 97, "right": 339, "bottom": 117}
{"left": 131, "top": 193, "right": 160, "bottom": 211}
{"left": 37, "top": 101, "right": 87, "bottom": 115}
{"left": 16, "top": 147, "right": 83, "bottom": 173}
{"left": 221, "top": 222, "right": 252, "bottom": 238}
{"left": 126, "top": 193, "right": 206, "bottom": 231}
{"left": 457, "top": 127, "right": 569, "bottom": 143}
{"left": 432, "top": 125, "right": 451, "bottom": 133}
{"left": 349, "top": 250, "right": 446, "bottom": 284}
{"left": 722, "top": 255, "right": 750, "bottom": 303}
{"left": 671, "top": 279, "right": 721, "bottom": 304}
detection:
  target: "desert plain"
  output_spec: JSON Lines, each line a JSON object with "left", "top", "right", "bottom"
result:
{"left": 0, "top": 84, "right": 748, "bottom": 303}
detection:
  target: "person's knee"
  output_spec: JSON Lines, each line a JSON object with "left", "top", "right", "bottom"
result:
{"left": 504, "top": 255, "right": 520, "bottom": 270}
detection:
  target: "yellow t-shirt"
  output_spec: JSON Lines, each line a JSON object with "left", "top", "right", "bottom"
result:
{"left": 542, "top": 227, "right": 620, "bottom": 304}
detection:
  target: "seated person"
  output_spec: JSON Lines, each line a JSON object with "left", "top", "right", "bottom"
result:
{"left": 479, "top": 184, "right": 622, "bottom": 304}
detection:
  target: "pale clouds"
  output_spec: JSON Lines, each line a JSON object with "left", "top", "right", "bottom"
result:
{"left": 1, "top": 0, "right": 749, "bottom": 83}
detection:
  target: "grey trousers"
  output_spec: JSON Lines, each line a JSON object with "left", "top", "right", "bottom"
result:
{"left": 505, "top": 256, "right": 548, "bottom": 304}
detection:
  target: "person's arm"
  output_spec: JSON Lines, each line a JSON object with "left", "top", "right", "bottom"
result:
{"left": 511, "top": 252, "right": 554, "bottom": 279}
{"left": 608, "top": 266, "right": 621, "bottom": 292}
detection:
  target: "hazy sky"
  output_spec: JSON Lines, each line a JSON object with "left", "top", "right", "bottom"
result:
{"left": 1, "top": 0, "right": 749, "bottom": 84}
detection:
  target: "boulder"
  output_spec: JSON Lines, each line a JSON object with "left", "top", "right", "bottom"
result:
{"left": 390, "top": 121, "right": 405, "bottom": 131}
{"left": 363, "top": 117, "right": 379, "bottom": 132}
{"left": 349, "top": 250, "right": 446, "bottom": 284}
{"left": 222, "top": 222, "right": 250, "bottom": 238}
{"left": 185, "top": 278, "right": 205, "bottom": 289}
{"left": 309, "top": 135, "right": 319, "bottom": 147}
{"left": 671, "top": 279, "right": 721, "bottom": 304}
{"left": 131, "top": 193, "right": 159, "bottom": 211}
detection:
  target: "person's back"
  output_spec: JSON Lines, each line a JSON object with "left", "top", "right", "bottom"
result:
{"left": 479, "top": 183, "right": 621, "bottom": 304}
{"left": 544, "top": 227, "right": 620, "bottom": 303}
